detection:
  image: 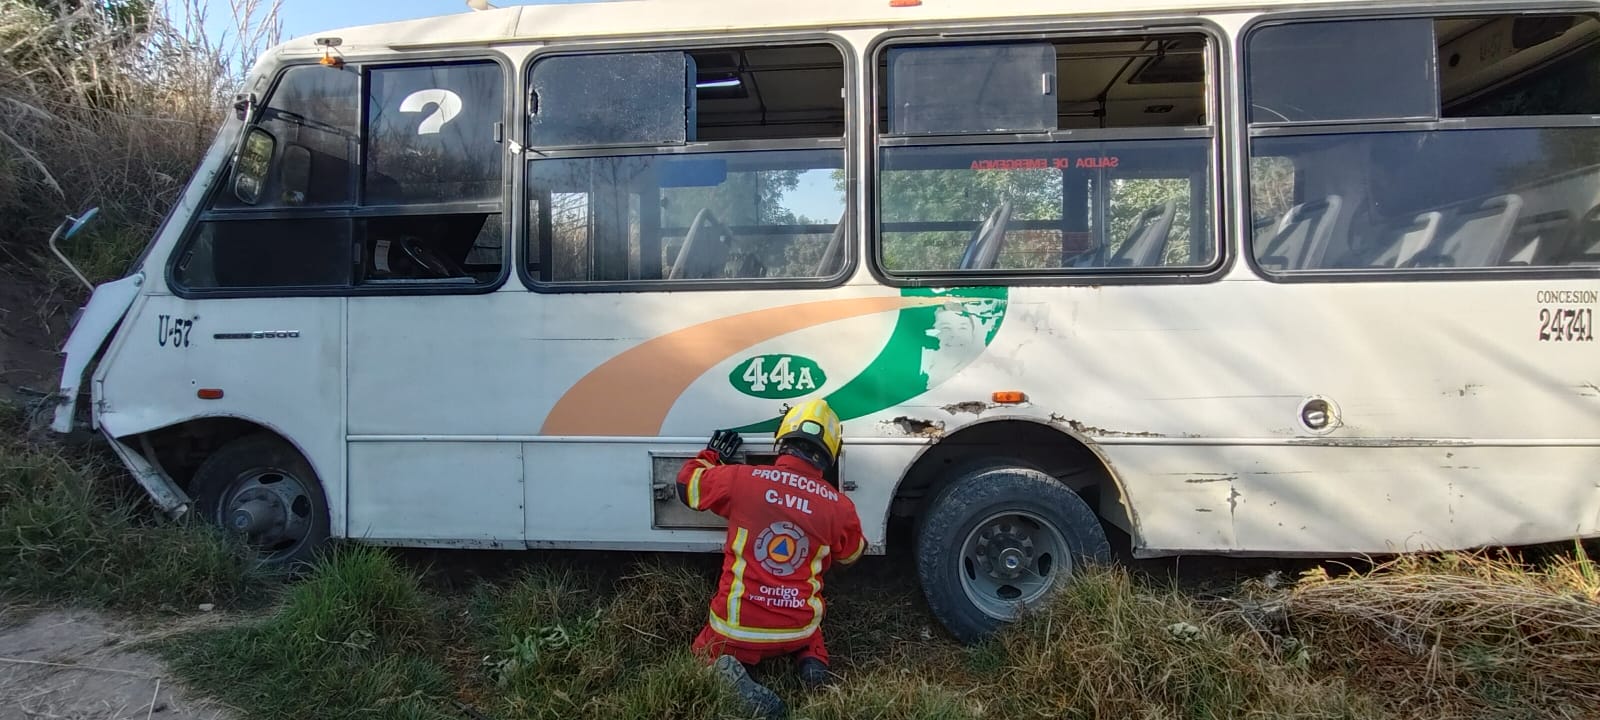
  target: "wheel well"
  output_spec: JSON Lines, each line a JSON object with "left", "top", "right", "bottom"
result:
{"left": 889, "top": 419, "right": 1131, "bottom": 534}
{"left": 136, "top": 418, "right": 286, "bottom": 495}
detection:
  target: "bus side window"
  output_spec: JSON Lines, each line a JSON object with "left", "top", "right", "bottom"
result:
{"left": 1247, "top": 13, "right": 1600, "bottom": 272}
{"left": 366, "top": 63, "right": 503, "bottom": 206}
{"left": 359, "top": 61, "right": 507, "bottom": 286}
{"left": 525, "top": 44, "right": 849, "bottom": 287}
{"left": 874, "top": 33, "right": 1218, "bottom": 277}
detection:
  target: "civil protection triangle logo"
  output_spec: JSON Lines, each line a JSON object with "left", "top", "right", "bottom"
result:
{"left": 754, "top": 521, "right": 810, "bottom": 577}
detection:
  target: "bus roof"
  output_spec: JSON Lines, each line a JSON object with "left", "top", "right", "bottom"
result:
{"left": 274, "top": 0, "right": 1409, "bottom": 55}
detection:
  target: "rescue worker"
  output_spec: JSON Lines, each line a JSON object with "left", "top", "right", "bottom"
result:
{"left": 676, "top": 399, "right": 866, "bottom": 719}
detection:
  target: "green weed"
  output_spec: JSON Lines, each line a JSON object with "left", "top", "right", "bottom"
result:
{"left": 162, "top": 546, "right": 453, "bottom": 720}
{"left": 0, "top": 405, "right": 260, "bottom": 609}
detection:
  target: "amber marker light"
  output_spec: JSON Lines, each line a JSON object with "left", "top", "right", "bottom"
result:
{"left": 992, "top": 391, "right": 1027, "bottom": 404}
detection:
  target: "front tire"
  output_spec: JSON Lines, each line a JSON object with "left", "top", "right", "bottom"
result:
{"left": 915, "top": 466, "right": 1110, "bottom": 644}
{"left": 192, "top": 434, "right": 330, "bottom": 568}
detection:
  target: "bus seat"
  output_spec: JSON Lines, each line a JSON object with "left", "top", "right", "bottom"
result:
{"left": 1408, "top": 194, "right": 1523, "bottom": 268}
{"left": 669, "top": 208, "right": 732, "bottom": 279}
{"left": 959, "top": 200, "right": 1013, "bottom": 270}
{"left": 1391, "top": 211, "right": 1442, "bottom": 267}
{"left": 1505, "top": 236, "right": 1540, "bottom": 265}
{"left": 1346, "top": 211, "right": 1440, "bottom": 268}
{"left": 1109, "top": 200, "right": 1177, "bottom": 267}
{"left": 1257, "top": 195, "right": 1342, "bottom": 270}
{"left": 814, "top": 212, "right": 848, "bottom": 276}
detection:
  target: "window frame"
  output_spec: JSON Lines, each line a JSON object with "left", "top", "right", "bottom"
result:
{"left": 168, "top": 50, "right": 516, "bottom": 299}
{"left": 865, "top": 21, "right": 1232, "bottom": 288}
{"left": 1240, "top": 5, "right": 1600, "bottom": 284}
{"left": 515, "top": 34, "right": 859, "bottom": 294}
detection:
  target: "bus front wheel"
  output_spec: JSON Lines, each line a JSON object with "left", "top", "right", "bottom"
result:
{"left": 192, "top": 434, "right": 330, "bottom": 569}
{"left": 915, "top": 465, "right": 1110, "bottom": 644}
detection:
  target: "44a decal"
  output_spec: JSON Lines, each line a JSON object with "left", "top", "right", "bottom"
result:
{"left": 730, "top": 354, "right": 827, "bottom": 399}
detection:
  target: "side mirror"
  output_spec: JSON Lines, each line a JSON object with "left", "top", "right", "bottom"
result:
{"left": 50, "top": 207, "right": 101, "bottom": 291}
{"left": 65, "top": 207, "right": 99, "bottom": 239}
{"left": 232, "top": 128, "right": 276, "bottom": 205}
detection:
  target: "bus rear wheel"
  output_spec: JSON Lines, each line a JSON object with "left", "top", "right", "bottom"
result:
{"left": 915, "top": 465, "right": 1110, "bottom": 644}
{"left": 192, "top": 434, "right": 330, "bottom": 569}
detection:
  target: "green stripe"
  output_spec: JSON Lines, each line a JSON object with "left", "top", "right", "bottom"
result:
{"left": 735, "top": 287, "right": 1008, "bottom": 433}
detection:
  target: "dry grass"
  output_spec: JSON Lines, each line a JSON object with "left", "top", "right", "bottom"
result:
{"left": 0, "top": 0, "right": 279, "bottom": 292}
{"left": 1268, "top": 548, "right": 1600, "bottom": 719}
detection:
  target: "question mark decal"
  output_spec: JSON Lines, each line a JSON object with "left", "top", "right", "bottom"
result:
{"left": 399, "top": 89, "right": 464, "bottom": 135}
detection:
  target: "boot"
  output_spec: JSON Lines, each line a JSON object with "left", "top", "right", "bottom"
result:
{"left": 797, "top": 656, "right": 831, "bottom": 690}
{"left": 714, "top": 655, "right": 786, "bottom": 720}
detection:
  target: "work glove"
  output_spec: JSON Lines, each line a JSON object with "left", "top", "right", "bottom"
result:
{"left": 707, "top": 429, "right": 743, "bottom": 461}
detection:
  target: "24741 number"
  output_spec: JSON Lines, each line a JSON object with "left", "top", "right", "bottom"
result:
{"left": 1539, "top": 307, "right": 1594, "bottom": 342}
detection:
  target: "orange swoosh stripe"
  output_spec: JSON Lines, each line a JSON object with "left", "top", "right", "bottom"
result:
{"left": 541, "top": 296, "right": 936, "bottom": 436}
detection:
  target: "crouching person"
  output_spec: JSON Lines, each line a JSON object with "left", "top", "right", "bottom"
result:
{"left": 676, "top": 399, "right": 866, "bottom": 719}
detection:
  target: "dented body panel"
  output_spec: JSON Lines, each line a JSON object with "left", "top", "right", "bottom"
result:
{"left": 52, "top": 275, "right": 143, "bottom": 433}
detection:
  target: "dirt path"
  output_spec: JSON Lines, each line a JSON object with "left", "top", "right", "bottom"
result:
{"left": 0, "top": 608, "right": 234, "bottom": 720}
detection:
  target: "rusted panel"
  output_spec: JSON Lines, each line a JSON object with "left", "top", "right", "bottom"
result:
{"left": 941, "top": 401, "right": 993, "bottom": 416}
{"left": 1062, "top": 419, "right": 1166, "bottom": 439}
{"left": 880, "top": 416, "right": 946, "bottom": 437}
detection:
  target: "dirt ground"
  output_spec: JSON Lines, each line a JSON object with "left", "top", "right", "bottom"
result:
{"left": 0, "top": 608, "right": 235, "bottom": 720}
{"left": 0, "top": 264, "right": 73, "bottom": 406}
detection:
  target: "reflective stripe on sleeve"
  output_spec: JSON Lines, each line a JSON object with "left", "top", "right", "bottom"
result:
{"left": 843, "top": 537, "right": 866, "bottom": 563}
{"left": 687, "top": 459, "right": 713, "bottom": 509}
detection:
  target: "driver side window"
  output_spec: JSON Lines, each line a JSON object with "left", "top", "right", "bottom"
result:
{"left": 172, "top": 60, "right": 507, "bottom": 294}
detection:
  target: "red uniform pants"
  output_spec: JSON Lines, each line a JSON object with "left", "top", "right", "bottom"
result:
{"left": 692, "top": 625, "right": 829, "bottom": 666}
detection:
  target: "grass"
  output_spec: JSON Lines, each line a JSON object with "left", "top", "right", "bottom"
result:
{"left": 5, "top": 416, "right": 1600, "bottom": 719}
{"left": 152, "top": 544, "right": 1600, "bottom": 720}
{"left": 164, "top": 546, "right": 455, "bottom": 720}
{"left": 1275, "top": 549, "right": 1600, "bottom": 718}
{"left": 0, "top": 404, "right": 263, "bottom": 610}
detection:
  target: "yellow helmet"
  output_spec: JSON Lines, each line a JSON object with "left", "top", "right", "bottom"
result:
{"left": 776, "top": 398, "right": 843, "bottom": 467}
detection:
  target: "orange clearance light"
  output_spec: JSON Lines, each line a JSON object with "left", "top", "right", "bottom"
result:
{"left": 197, "top": 388, "right": 225, "bottom": 400}
{"left": 992, "top": 391, "right": 1027, "bottom": 405}
{"left": 890, "top": 0, "right": 922, "bottom": 6}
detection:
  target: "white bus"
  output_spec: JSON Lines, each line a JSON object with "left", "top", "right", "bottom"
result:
{"left": 50, "top": 0, "right": 1600, "bottom": 642}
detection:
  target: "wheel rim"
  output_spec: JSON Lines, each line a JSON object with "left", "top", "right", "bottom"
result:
{"left": 958, "top": 509, "right": 1070, "bottom": 621}
{"left": 217, "top": 467, "right": 316, "bottom": 561}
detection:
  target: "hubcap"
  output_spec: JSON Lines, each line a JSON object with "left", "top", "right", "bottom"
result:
{"left": 219, "top": 468, "right": 315, "bottom": 561}
{"left": 959, "top": 510, "right": 1070, "bottom": 621}
{"left": 230, "top": 497, "right": 281, "bottom": 534}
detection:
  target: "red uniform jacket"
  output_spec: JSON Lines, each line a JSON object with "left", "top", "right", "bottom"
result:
{"left": 678, "top": 450, "right": 867, "bottom": 644}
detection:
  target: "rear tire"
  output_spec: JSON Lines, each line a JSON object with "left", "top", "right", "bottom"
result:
{"left": 193, "top": 434, "right": 330, "bottom": 569}
{"left": 915, "top": 465, "right": 1109, "bottom": 644}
